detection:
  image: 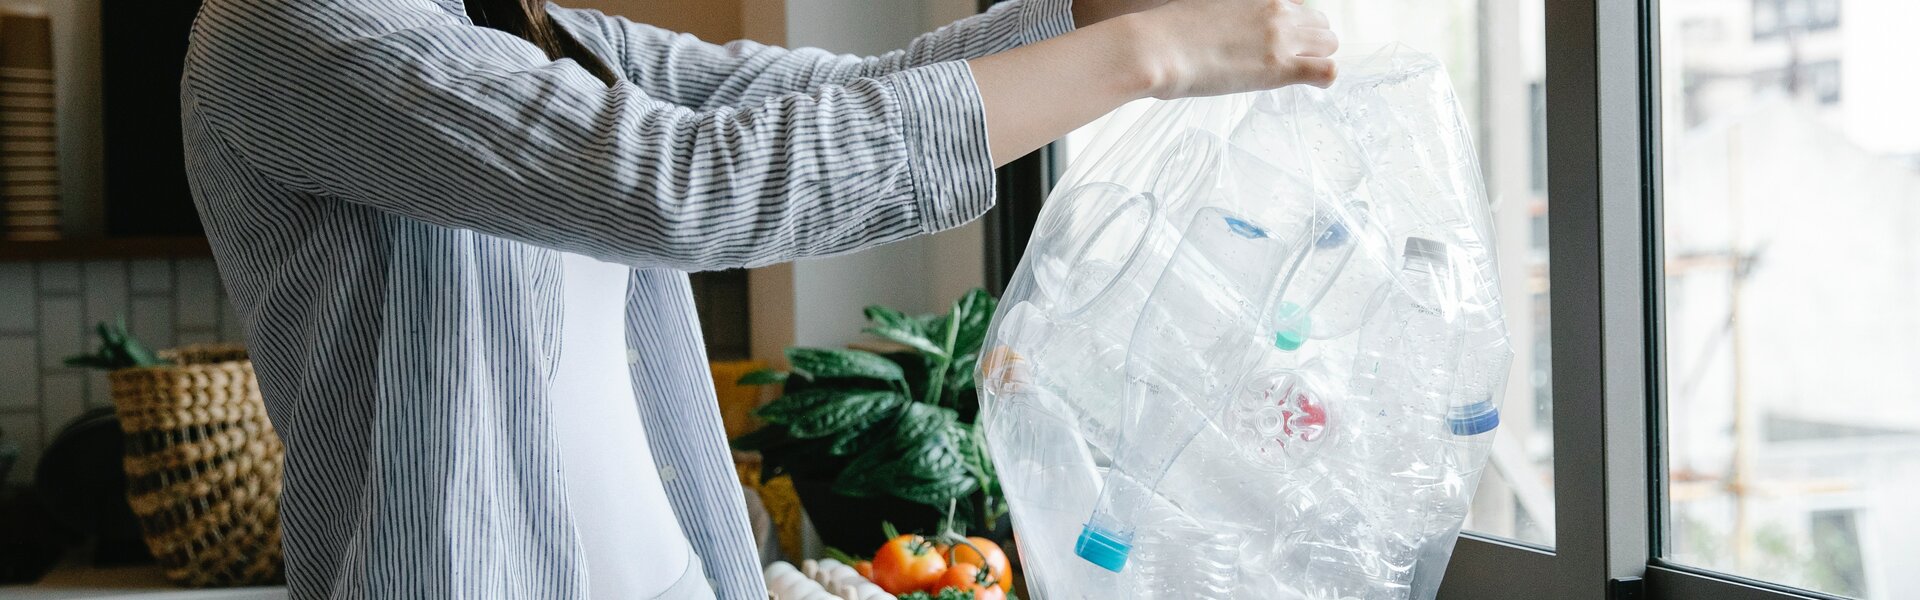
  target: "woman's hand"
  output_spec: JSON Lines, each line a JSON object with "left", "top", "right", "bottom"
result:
{"left": 969, "top": 0, "right": 1337, "bottom": 163}
{"left": 1119, "top": 0, "right": 1338, "bottom": 99}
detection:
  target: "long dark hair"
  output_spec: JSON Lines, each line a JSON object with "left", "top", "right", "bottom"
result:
{"left": 466, "top": 0, "right": 617, "bottom": 85}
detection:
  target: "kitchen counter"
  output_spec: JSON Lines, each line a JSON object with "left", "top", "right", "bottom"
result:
{"left": 0, "top": 565, "right": 286, "bottom": 599}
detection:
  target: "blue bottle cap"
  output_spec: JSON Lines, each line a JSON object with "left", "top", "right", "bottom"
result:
{"left": 1075, "top": 524, "right": 1133, "bottom": 573}
{"left": 1224, "top": 216, "right": 1269, "bottom": 239}
{"left": 1448, "top": 398, "right": 1501, "bottom": 436}
{"left": 1316, "top": 220, "right": 1351, "bottom": 248}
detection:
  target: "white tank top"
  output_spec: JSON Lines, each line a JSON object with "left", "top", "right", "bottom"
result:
{"left": 552, "top": 252, "right": 694, "bottom": 598}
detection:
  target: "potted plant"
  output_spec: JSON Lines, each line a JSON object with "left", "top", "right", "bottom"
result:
{"left": 64, "top": 320, "right": 285, "bottom": 586}
{"left": 63, "top": 319, "right": 168, "bottom": 371}
{"left": 733, "top": 289, "right": 1006, "bottom": 552}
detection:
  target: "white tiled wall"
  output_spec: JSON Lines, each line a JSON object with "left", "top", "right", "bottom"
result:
{"left": 0, "top": 257, "right": 240, "bottom": 484}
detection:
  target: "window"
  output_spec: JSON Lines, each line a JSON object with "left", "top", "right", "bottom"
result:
{"left": 1659, "top": 0, "right": 1918, "bottom": 597}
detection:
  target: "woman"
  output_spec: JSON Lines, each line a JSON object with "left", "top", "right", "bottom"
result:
{"left": 181, "top": 0, "right": 1335, "bottom": 597}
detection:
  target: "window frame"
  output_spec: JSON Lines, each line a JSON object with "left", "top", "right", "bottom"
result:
{"left": 1437, "top": 0, "right": 1654, "bottom": 594}
{"left": 983, "top": 0, "right": 1869, "bottom": 595}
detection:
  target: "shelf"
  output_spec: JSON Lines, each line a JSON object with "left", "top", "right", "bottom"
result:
{"left": 0, "top": 237, "right": 212, "bottom": 262}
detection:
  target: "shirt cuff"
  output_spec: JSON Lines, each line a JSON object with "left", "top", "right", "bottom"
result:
{"left": 1020, "top": 0, "right": 1078, "bottom": 45}
{"left": 884, "top": 61, "right": 997, "bottom": 234}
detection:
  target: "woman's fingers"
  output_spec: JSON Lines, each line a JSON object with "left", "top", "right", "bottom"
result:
{"left": 1293, "top": 26, "right": 1339, "bottom": 58}
{"left": 1124, "top": 0, "right": 1340, "bottom": 98}
{"left": 1288, "top": 57, "right": 1338, "bottom": 88}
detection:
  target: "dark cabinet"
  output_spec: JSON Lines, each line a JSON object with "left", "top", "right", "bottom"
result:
{"left": 101, "top": 0, "right": 204, "bottom": 237}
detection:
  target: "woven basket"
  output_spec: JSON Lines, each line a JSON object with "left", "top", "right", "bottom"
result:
{"left": 108, "top": 344, "right": 285, "bottom": 587}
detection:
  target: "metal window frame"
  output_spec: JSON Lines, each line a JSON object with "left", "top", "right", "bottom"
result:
{"left": 1437, "top": 0, "right": 1654, "bottom": 593}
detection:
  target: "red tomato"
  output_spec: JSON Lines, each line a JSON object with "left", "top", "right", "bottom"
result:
{"left": 870, "top": 534, "right": 946, "bottom": 594}
{"left": 943, "top": 537, "right": 1013, "bottom": 592}
{"left": 935, "top": 563, "right": 1005, "bottom": 600}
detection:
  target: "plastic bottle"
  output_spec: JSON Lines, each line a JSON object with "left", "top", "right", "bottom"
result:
{"left": 1268, "top": 201, "right": 1388, "bottom": 350}
{"left": 1437, "top": 325, "right": 1510, "bottom": 478}
{"left": 1226, "top": 367, "right": 1334, "bottom": 471}
{"left": 1343, "top": 237, "right": 1492, "bottom": 543}
{"left": 1127, "top": 520, "right": 1242, "bottom": 599}
{"left": 1077, "top": 208, "right": 1291, "bottom": 573}
{"left": 1010, "top": 182, "right": 1175, "bottom": 449}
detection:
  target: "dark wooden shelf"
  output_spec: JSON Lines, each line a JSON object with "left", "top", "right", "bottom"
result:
{"left": 0, "top": 237, "right": 212, "bottom": 262}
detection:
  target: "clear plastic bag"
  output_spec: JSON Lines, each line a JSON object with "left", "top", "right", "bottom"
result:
{"left": 978, "top": 46, "right": 1515, "bottom": 599}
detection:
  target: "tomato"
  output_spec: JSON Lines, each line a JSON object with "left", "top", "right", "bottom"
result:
{"left": 870, "top": 534, "right": 946, "bottom": 594}
{"left": 853, "top": 560, "right": 874, "bottom": 581}
{"left": 942, "top": 536, "right": 1013, "bottom": 592}
{"left": 934, "top": 563, "right": 1005, "bottom": 600}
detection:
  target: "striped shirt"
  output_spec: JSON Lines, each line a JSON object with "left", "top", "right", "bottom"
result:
{"left": 179, "top": 0, "right": 1073, "bottom": 597}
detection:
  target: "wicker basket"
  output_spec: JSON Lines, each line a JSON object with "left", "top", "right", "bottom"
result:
{"left": 108, "top": 344, "right": 285, "bottom": 587}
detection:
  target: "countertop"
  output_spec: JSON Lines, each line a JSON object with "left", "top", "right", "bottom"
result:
{"left": 0, "top": 565, "right": 287, "bottom": 599}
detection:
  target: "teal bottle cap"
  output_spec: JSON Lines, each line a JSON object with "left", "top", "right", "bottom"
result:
{"left": 1075, "top": 524, "right": 1132, "bottom": 573}
{"left": 1274, "top": 301, "right": 1310, "bottom": 351}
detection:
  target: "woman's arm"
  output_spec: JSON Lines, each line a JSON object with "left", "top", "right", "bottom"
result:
{"left": 188, "top": 0, "right": 1331, "bottom": 271}
{"left": 559, "top": 0, "right": 1178, "bottom": 110}
{"left": 557, "top": 0, "right": 1077, "bottom": 110}
{"left": 972, "top": 0, "right": 1336, "bottom": 162}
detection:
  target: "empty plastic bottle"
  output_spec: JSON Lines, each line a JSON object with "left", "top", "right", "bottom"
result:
{"left": 1342, "top": 237, "right": 1491, "bottom": 541}
{"left": 1077, "top": 208, "right": 1292, "bottom": 573}
{"left": 1127, "top": 517, "right": 1242, "bottom": 599}
{"left": 1227, "top": 367, "right": 1334, "bottom": 471}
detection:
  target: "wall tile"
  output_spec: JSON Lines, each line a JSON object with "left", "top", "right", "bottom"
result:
{"left": 0, "top": 263, "right": 33, "bottom": 333}
{"left": 128, "top": 259, "right": 172, "bottom": 294}
{"left": 5, "top": 255, "right": 262, "bottom": 471}
{"left": 36, "top": 261, "right": 79, "bottom": 294}
{"left": 84, "top": 370, "right": 110, "bottom": 409}
{"left": 175, "top": 259, "right": 221, "bottom": 330}
{"left": 37, "top": 296, "right": 82, "bottom": 370}
{"left": 39, "top": 372, "right": 83, "bottom": 443}
{"left": 129, "top": 295, "right": 175, "bottom": 351}
{"left": 0, "top": 335, "right": 35, "bottom": 408}
{"left": 0, "top": 412, "right": 41, "bottom": 485}
{"left": 82, "top": 260, "right": 128, "bottom": 329}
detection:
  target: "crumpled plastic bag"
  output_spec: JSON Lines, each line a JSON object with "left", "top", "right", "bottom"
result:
{"left": 976, "top": 45, "right": 1515, "bottom": 600}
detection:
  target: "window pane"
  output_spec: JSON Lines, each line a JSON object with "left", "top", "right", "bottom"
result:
{"left": 1659, "top": 0, "right": 1920, "bottom": 597}
{"left": 1060, "top": 0, "right": 1556, "bottom": 547}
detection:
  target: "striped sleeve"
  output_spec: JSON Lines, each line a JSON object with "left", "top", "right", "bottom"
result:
{"left": 185, "top": 5, "right": 996, "bottom": 272}
{"left": 556, "top": 0, "right": 1076, "bottom": 110}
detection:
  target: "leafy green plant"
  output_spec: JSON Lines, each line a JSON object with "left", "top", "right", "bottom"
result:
{"left": 733, "top": 288, "right": 1005, "bottom": 530}
{"left": 63, "top": 319, "right": 167, "bottom": 370}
